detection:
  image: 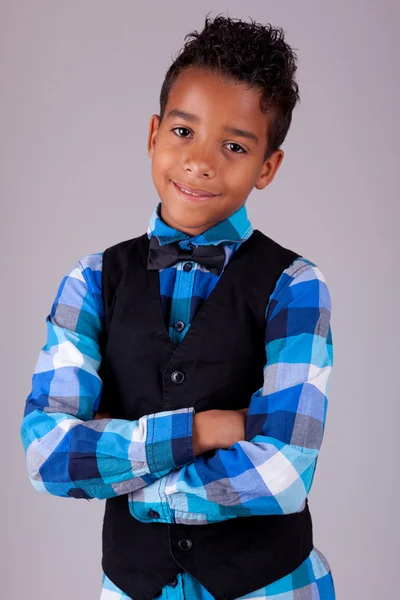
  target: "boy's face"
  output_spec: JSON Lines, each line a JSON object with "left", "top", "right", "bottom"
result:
{"left": 148, "top": 67, "right": 284, "bottom": 236}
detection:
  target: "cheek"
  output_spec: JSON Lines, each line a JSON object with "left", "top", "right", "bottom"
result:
{"left": 223, "top": 162, "right": 254, "bottom": 193}
{"left": 152, "top": 145, "right": 177, "bottom": 178}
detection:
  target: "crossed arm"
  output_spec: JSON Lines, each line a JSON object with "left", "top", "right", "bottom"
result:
{"left": 21, "top": 254, "right": 333, "bottom": 514}
{"left": 122, "top": 258, "right": 333, "bottom": 517}
{"left": 20, "top": 257, "right": 195, "bottom": 499}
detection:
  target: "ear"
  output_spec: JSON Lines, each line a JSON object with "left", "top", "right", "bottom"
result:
{"left": 148, "top": 114, "right": 161, "bottom": 159}
{"left": 254, "top": 149, "right": 285, "bottom": 191}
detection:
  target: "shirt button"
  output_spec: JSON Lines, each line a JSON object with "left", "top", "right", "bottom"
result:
{"left": 147, "top": 509, "right": 160, "bottom": 519}
{"left": 183, "top": 262, "right": 193, "bottom": 272}
{"left": 168, "top": 577, "right": 178, "bottom": 588}
{"left": 171, "top": 370, "right": 185, "bottom": 384}
{"left": 188, "top": 242, "right": 195, "bottom": 249}
{"left": 178, "top": 538, "right": 192, "bottom": 551}
{"left": 174, "top": 321, "right": 185, "bottom": 332}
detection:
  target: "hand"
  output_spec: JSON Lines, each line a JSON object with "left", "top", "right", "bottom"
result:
{"left": 216, "top": 408, "right": 248, "bottom": 449}
{"left": 94, "top": 411, "right": 111, "bottom": 420}
{"left": 192, "top": 408, "right": 248, "bottom": 456}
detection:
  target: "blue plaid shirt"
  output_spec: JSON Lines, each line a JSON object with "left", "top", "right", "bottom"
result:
{"left": 21, "top": 202, "right": 336, "bottom": 599}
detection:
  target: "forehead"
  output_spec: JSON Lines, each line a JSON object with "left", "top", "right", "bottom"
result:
{"left": 166, "top": 67, "right": 268, "bottom": 135}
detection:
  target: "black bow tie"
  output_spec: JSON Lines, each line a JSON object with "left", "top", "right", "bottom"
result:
{"left": 147, "top": 236, "right": 226, "bottom": 276}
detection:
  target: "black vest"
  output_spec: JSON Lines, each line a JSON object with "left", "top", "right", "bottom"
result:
{"left": 98, "top": 229, "right": 313, "bottom": 600}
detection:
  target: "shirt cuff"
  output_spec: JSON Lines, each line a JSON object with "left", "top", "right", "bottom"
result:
{"left": 145, "top": 407, "right": 196, "bottom": 475}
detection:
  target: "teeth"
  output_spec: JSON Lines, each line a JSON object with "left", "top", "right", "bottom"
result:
{"left": 179, "top": 186, "right": 202, "bottom": 197}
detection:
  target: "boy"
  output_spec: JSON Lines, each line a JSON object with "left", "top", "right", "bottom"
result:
{"left": 20, "top": 14, "right": 336, "bottom": 600}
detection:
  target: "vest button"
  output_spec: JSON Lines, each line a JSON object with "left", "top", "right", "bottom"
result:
{"left": 171, "top": 370, "right": 185, "bottom": 384}
{"left": 147, "top": 509, "right": 160, "bottom": 519}
{"left": 168, "top": 577, "right": 178, "bottom": 588}
{"left": 178, "top": 538, "right": 192, "bottom": 551}
{"left": 174, "top": 321, "right": 185, "bottom": 332}
{"left": 183, "top": 262, "right": 193, "bottom": 272}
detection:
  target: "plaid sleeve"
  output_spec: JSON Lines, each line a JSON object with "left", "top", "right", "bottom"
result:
{"left": 162, "top": 258, "right": 334, "bottom": 517}
{"left": 20, "top": 255, "right": 195, "bottom": 500}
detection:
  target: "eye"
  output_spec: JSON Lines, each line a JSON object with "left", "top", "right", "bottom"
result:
{"left": 172, "top": 127, "right": 192, "bottom": 138}
{"left": 224, "top": 142, "right": 247, "bottom": 154}
{"left": 171, "top": 128, "right": 247, "bottom": 155}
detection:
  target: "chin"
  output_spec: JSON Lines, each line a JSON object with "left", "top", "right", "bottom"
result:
{"left": 161, "top": 199, "right": 217, "bottom": 232}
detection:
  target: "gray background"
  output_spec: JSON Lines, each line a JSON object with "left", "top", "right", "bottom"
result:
{"left": 1, "top": 1, "right": 398, "bottom": 598}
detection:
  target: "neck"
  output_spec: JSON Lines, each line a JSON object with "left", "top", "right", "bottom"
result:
{"left": 160, "top": 204, "right": 220, "bottom": 237}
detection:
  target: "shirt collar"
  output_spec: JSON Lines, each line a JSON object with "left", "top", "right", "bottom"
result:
{"left": 147, "top": 202, "right": 253, "bottom": 247}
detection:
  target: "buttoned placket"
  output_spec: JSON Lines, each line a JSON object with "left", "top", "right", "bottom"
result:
{"left": 169, "top": 254, "right": 196, "bottom": 346}
{"left": 148, "top": 253, "right": 199, "bottom": 524}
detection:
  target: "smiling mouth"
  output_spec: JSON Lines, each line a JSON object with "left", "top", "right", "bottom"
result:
{"left": 172, "top": 180, "right": 219, "bottom": 200}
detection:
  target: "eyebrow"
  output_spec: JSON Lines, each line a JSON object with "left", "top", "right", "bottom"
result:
{"left": 166, "top": 109, "right": 259, "bottom": 145}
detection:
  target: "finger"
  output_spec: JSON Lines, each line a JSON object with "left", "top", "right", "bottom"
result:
{"left": 94, "top": 411, "right": 111, "bottom": 420}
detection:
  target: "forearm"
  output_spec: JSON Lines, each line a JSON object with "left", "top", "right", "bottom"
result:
{"left": 21, "top": 404, "right": 196, "bottom": 500}
{"left": 20, "top": 255, "right": 197, "bottom": 500}
{"left": 95, "top": 407, "right": 247, "bottom": 458}
{"left": 164, "top": 436, "right": 318, "bottom": 518}
{"left": 155, "top": 261, "right": 333, "bottom": 519}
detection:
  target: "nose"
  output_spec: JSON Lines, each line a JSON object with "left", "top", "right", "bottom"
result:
{"left": 183, "top": 144, "right": 216, "bottom": 178}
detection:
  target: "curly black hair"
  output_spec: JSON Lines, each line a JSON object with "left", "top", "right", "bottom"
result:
{"left": 159, "top": 13, "right": 300, "bottom": 162}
